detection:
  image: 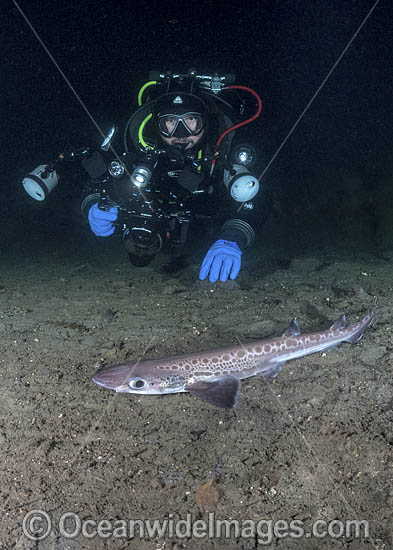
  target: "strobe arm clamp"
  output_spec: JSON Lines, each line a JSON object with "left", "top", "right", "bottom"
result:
{"left": 41, "top": 146, "right": 91, "bottom": 178}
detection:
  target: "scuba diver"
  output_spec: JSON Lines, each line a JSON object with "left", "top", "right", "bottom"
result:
{"left": 21, "top": 69, "right": 265, "bottom": 282}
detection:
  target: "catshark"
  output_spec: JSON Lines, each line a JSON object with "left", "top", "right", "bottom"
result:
{"left": 93, "top": 307, "right": 375, "bottom": 409}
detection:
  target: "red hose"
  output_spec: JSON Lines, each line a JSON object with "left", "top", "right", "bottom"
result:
{"left": 214, "top": 85, "right": 262, "bottom": 154}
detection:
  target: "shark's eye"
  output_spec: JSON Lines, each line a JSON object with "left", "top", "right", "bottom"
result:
{"left": 129, "top": 378, "right": 146, "bottom": 389}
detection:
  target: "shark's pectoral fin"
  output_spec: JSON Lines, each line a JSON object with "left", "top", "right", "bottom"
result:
{"left": 258, "top": 361, "right": 284, "bottom": 380}
{"left": 186, "top": 375, "right": 241, "bottom": 409}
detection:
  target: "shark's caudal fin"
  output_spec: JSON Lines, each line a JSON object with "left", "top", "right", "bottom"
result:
{"left": 186, "top": 375, "right": 241, "bottom": 409}
{"left": 343, "top": 307, "right": 376, "bottom": 344}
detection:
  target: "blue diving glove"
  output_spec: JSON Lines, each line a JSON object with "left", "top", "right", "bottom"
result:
{"left": 199, "top": 239, "right": 243, "bottom": 283}
{"left": 88, "top": 203, "right": 118, "bottom": 237}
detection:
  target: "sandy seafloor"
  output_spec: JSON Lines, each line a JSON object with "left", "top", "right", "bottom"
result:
{"left": 1, "top": 225, "right": 392, "bottom": 550}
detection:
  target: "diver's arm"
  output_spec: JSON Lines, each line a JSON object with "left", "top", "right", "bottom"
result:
{"left": 218, "top": 161, "right": 270, "bottom": 249}
{"left": 199, "top": 164, "right": 270, "bottom": 282}
{"left": 78, "top": 149, "right": 120, "bottom": 236}
{"left": 219, "top": 217, "right": 255, "bottom": 250}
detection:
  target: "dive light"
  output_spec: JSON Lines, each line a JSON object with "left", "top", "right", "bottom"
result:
{"left": 130, "top": 165, "right": 152, "bottom": 189}
{"left": 108, "top": 159, "right": 126, "bottom": 178}
{"left": 231, "top": 144, "right": 256, "bottom": 167}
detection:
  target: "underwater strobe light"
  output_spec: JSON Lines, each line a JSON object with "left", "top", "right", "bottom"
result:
{"left": 224, "top": 164, "right": 259, "bottom": 203}
{"left": 21, "top": 164, "right": 59, "bottom": 202}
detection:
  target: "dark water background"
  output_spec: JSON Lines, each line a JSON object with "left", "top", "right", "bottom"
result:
{"left": 1, "top": 0, "right": 392, "bottom": 258}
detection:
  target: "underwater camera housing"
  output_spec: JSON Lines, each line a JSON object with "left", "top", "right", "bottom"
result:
{"left": 123, "top": 224, "right": 163, "bottom": 267}
{"left": 81, "top": 146, "right": 192, "bottom": 266}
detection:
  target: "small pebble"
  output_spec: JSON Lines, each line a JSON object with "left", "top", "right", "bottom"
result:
{"left": 150, "top": 477, "right": 165, "bottom": 489}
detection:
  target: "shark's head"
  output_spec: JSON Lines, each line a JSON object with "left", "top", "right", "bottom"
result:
{"left": 92, "top": 360, "right": 186, "bottom": 395}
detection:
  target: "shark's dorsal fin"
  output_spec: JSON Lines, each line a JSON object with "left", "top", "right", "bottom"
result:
{"left": 282, "top": 319, "right": 301, "bottom": 337}
{"left": 330, "top": 314, "right": 346, "bottom": 330}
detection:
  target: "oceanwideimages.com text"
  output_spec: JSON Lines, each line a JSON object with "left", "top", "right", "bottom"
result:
{"left": 23, "top": 510, "right": 370, "bottom": 545}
